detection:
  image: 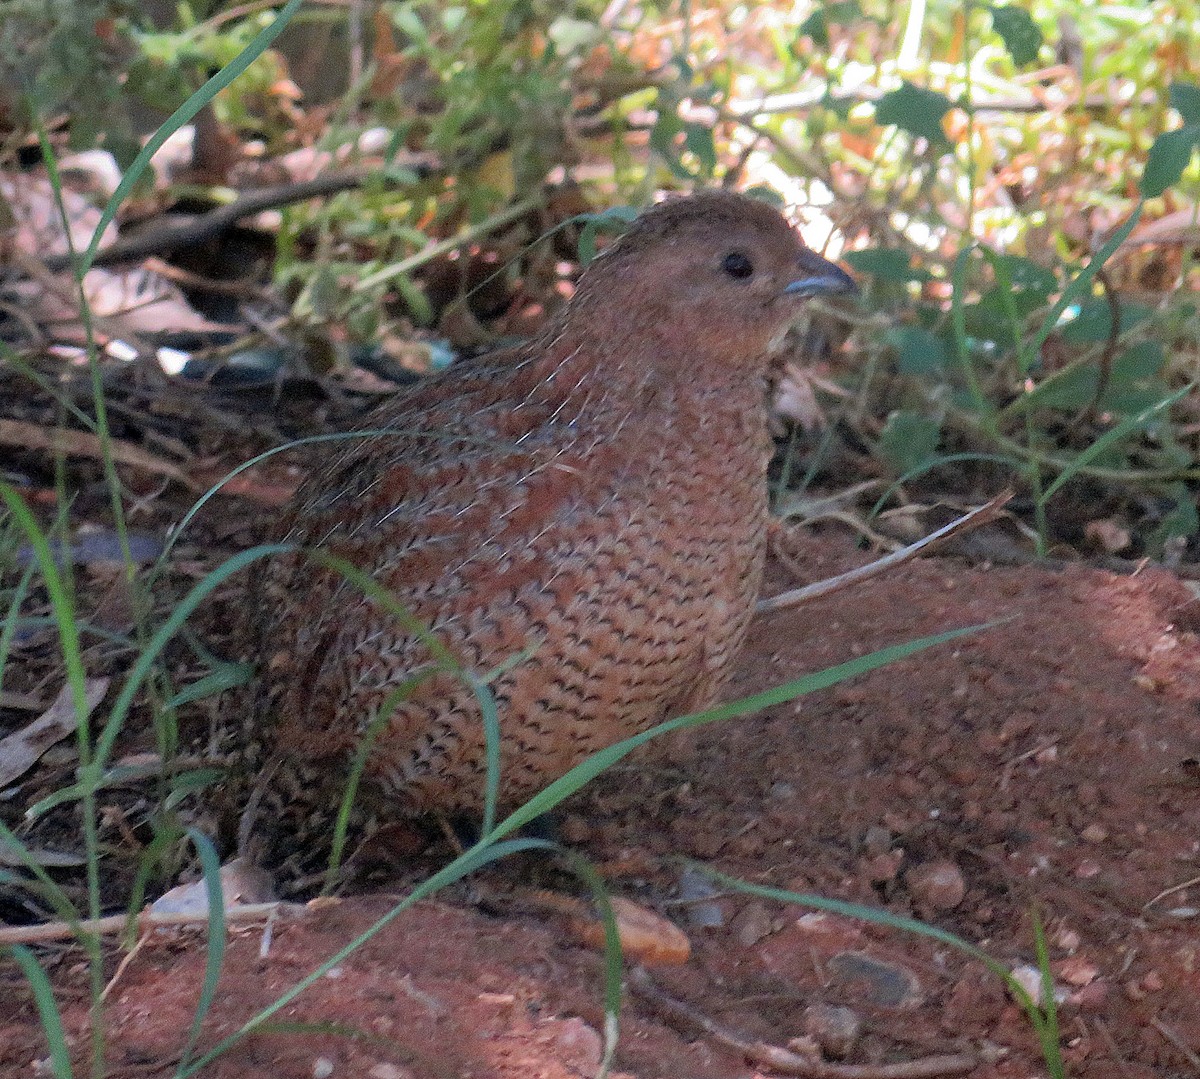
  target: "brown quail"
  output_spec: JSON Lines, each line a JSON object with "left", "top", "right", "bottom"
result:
{"left": 243, "top": 191, "right": 855, "bottom": 860}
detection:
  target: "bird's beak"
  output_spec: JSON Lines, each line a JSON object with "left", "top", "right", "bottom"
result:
{"left": 783, "top": 248, "right": 858, "bottom": 298}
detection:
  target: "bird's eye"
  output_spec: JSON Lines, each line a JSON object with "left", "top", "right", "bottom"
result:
{"left": 721, "top": 252, "right": 754, "bottom": 279}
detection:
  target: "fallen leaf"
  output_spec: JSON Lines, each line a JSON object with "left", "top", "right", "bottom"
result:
{"left": 0, "top": 677, "right": 109, "bottom": 787}
{"left": 568, "top": 896, "right": 691, "bottom": 966}
{"left": 0, "top": 419, "right": 196, "bottom": 489}
{"left": 0, "top": 834, "right": 87, "bottom": 867}
{"left": 151, "top": 857, "right": 278, "bottom": 914}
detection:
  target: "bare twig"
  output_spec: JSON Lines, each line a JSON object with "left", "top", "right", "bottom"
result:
{"left": 1143, "top": 874, "right": 1200, "bottom": 912}
{"left": 0, "top": 418, "right": 196, "bottom": 489}
{"left": 756, "top": 492, "right": 1014, "bottom": 615}
{"left": 628, "top": 967, "right": 980, "bottom": 1078}
{"left": 0, "top": 901, "right": 288, "bottom": 946}
{"left": 1148, "top": 1016, "right": 1200, "bottom": 1075}
{"left": 42, "top": 162, "right": 435, "bottom": 272}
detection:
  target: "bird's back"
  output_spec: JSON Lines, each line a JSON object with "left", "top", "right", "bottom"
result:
{"left": 255, "top": 333, "right": 771, "bottom": 817}
{"left": 233, "top": 190, "right": 856, "bottom": 871}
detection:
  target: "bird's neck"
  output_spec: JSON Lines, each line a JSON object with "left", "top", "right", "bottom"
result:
{"left": 518, "top": 309, "right": 774, "bottom": 420}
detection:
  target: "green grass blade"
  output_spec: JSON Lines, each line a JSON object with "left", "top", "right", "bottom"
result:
{"left": 1031, "top": 910, "right": 1065, "bottom": 1079}
{"left": 81, "top": 0, "right": 304, "bottom": 274}
{"left": 155, "top": 428, "right": 520, "bottom": 576}
{"left": 324, "top": 671, "right": 438, "bottom": 892}
{"left": 0, "top": 563, "right": 35, "bottom": 694}
{"left": 176, "top": 830, "right": 228, "bottom": 1075}
{"left": 0, "top": 487, "right": 90, "bottom": 744}
{"left": 869, "top": 453, "right": 1019, "bottom": 516}
{"left": 25, "top": 544, "right": 292, "bottom": 820}
{"left": 1037, "top": 383, "right": 1192, "bottom": 507}
{"left": 1030, "top": 202, "right": 1144, "bottom": 358}
{"left": 693, "top": 866, "right": 1065, "bottom": 1068}
{"left": 178, "top": 836, "right": 549, "bottom": 1076}
{"left": 8, "top": 945, "right": 73, "bottom": 1079}
{"left": 491, "top": 623, "right": 989, "bottom": 839}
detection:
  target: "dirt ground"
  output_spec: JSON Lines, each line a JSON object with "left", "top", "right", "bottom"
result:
{"left": 3, "top": 528, "right": 1200, "bottom": 1079}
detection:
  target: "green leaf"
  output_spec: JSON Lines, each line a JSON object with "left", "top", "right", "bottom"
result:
{"left": 1141, "top": 125, "right": 1200, "bottom": 197}
{"left": 875, "top": 82, "right": 953, "bottom": 148}
{"left": 799, "top": 9, "right": 830, "bottom": 47}
{"left": 1101, "top": 378, "right": 1170, "bottom": 416}
{"left": 1014, "top": 364, "right": 1097, "bottom": 412}
{"left": 743, "top": 185, "right": 786, "bottom": 208}
{"left": 799, "top": 2, "right": 861, "bottom": 47}
{"left": 576, "top": 206, "right": 638, "bottom": 265}
{"left": 1110, "top": 340, "right": 1165, "bottom": 381}
{"left": 843, "top": 247, "right": 930, "bottom": 282}
{"left": 962, "top": 300, "right": 1017, "bottom": 349}
{"left": 1008, "top": 342, "right": 1165, "bottom": 418}
{"left": 1153, "top": 484, "right": 1200, "bottom": 547}
{"left": 887, "top": 326, "right": 948, "bottom": 375}
{"left": 989, "top": 6, "right": 1044, "bottom": 67}
{"left": 166, "top": 662, "right": 253, "bottom": 709}
{"left": 392, "top": 274, "right": 432, "bottom": 327}
{"left": 683, "top": 122, "right": 717, "bottom": 176}
{"left": 650, "top": 112, "right": 698, "bottom": 180}
{"left": 1039, "top": 384, "right": 1192, "bottom": 506}
{"left": 1170, "top": 81, "right": 1200, "bottom": 124}
{"left": 878, "top": 411, "right": 942, "bottom": 473}
{"left": 1059, "top": 299, "right": 1151, "bottom": 344}
{"left": 993, "top": 254, "right": 1057, "bottom": 295}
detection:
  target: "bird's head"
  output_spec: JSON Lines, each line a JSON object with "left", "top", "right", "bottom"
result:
{"left": 575, "top": 191, "right": 856, "bottom": 367}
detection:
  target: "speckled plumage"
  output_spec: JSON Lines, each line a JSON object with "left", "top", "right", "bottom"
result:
{"left": 242, "top": 191, "right": 854, "bottom": 853}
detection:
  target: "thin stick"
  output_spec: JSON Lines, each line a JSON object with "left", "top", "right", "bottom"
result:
{"left": 0, "top": 901, "right": 288, "bottom": 946}
{"left": 42, "top": 162, "right": 434, "bottom": 271}
{"left": 756, "top": 492, "right": 1013, "bottom": 615}
{"left": 100, "top": 933, "right": 148, "bottom": 1003}
{"left": 1149, "top": 1017, "right": 1200, "bottom": 1075}
{"left": 1142, "top": 874, "right": 1200, "bottom": 912}
{"left": 629, "top": 967, "right": 979, "bottom": 1078}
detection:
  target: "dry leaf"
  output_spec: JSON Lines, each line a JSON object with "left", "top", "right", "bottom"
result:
{"left": 0, "top": 677, "right": 109, "bottom": 787}
{"left": 569, "top": 896, "right": 691, "bottom": 966}
{"left": 0, "top": 419, "right": 195, "bottom": 489}
{"left": 151, "top": 857, "right": 278, "bottom": 915}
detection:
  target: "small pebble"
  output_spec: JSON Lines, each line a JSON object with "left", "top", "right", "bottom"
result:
{"left": 1080, "top": 823, "right": 1108, "bottom": 844}
{"left": 802, "top": 1003, "right": 861, "bottom": 1059}
{"left": 784, "top": 1034, "right": 822, "bottom": 1059}
{"left": 827, "top": 951, "right": 923, "bottom": 1008}
{"left": 558, "top": 814, "right": 591, "bottom": 844}
{"left": 548, "top": 1017, "right": 603, "bottom": 1071}
{"left": 1052, "top": 927, "right": 1081, "bottom": 951}
{"left": 313, "top": 1058, "right": 334, "bottom": 1079}
{"left": 1058, "top": 956, "right": 1098, "bottom": 987}
{"left": 731, "top": 901, "right": 774, "bottom": 947}
{"left": 1067, "top": 980, "right": 1109, "bottom": 1012}
{"left": 571, "top": 896, "right": 691, "bottom": 965}
{"left": 905, "top": 861, "right": 966, "bottom": 911}
{"left": 1009, "top": 965, "right": 1068, "bottom": 1007}
{"left": 677, "top": 867, "right": 726, "bottom": 929}
{"left": 861, "top": 851, "right": 902, "bottom": 884}
{"left": 862, "top": 825, "right": 893, "bottom": 855}
{"left": 368, "top": 1065, "right": 413, "bottom": 1079}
